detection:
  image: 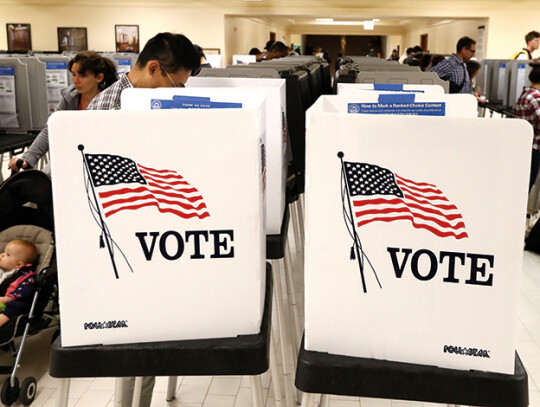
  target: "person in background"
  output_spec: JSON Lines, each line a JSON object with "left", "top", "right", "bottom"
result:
{"left": 192, "top": 44, "right": 212, "bottom": 76}
{"left": 388, "top": 49, "right": 399, "bottom": 61}
{"left": 265, "top": 41, "right": 289, "bottom": 60}
{"left": 511, "top": 31, "right": 540, "bottom": 60}
{"left": 8, "top": 51, "right": 118, "bottom": 174}
{"left": 429, "top": 36, "right": 476, "bottom": 94}
{"left": 289, "top": 45, "right": 300, "bottom": 56}
{"left": 515, "top": 63, "right": 540, "bottom": 190}
{"left": 399, "top": 47, "right": 413, "bottom": 64}
{"left": 263, "top": 40, "right": 275, "bottom": 56}
{"left": 404, "top": 45, "right": 422, "bottom": 65}
{"left": 249, "top": 47, "right": 264, "bottom": 62}
{"left": 466, "top": 60, "right": 484, "bottom": 101}
{"left": 428, "top": 54, "right": 445, "bottom": 70}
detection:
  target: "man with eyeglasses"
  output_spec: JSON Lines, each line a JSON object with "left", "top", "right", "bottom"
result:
{"left": 429, "top": 36, "right": 476, "bottom": 94}
{"left": 86, "top": 32, "right": 199, "bottom": 407}
{"left": 87, "top": 32, "right": 200, "bottom": 110}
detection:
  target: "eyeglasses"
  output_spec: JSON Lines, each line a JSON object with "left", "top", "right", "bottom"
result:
{"left": 160, "top": 65, "right": 184, "bottom": 88}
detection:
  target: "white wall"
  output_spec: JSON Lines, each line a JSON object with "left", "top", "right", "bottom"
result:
{"left": 402, "top": 19, "right": 486, "bottom": 55}
{"left": 224, "top": 16, "right": 290, "bottom": 65}
{"left": 0, "top": 5, "right": 226, "bottom": 55}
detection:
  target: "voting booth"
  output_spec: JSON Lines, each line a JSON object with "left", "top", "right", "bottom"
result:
{"left": 304, "top": 105, "right": 532, "bottom": 374}
{"left": 185, "top": 77, "right": 288, "bottom": 235}
{"left": 49, "top": 107, "right": 266, "bottom": 347}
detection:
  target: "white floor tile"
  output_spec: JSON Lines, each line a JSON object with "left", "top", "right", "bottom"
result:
{"left": 202, "top": 394, "right": 236, "bottom": 407}
{"left": 359, "top": 397, "right": 392, "bottom": 407}
{"left": 177, "top": 383, "right": 211, "bottom": 403}
{"left": 73, "top": 389, "right": 113, "bottom": 407}
{"left": 208, "top": 377, "right": 242, "bottom": 396}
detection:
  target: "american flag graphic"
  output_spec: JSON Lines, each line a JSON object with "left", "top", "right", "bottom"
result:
{"left": 85, "top": 154, "right": 210, "bottom": 219}
{"left": 343, "top": 162, "right": 468, "bottom": 240}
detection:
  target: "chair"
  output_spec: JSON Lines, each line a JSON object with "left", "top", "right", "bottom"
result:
{"left": 50, "top": 264, "right": 277, "bottom": 407}
{"left": 295, "top": 336, "right": 528, "bottom": 407}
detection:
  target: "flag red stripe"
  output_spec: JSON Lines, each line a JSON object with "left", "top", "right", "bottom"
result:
{"left": 104, "top": 201, "right": 210, "bottom": 219}
{"left": 357, "top": 215, "right": 468, "bottom": 239}
{"left": 398, "top": 185, "right": 450, "bottom": 203}
{"left": 354, "top": 200, "right": 465, "bottom": 222}
{"left": 140, "top": 171, "right": 190, "bottom": 186}
{"left": 354, "top": 206, "right": 466, "bottom": 230}
{"left": 137, "top": 164, "right": 183, "bottom": 176}
{"left": 98, "top": 186, "right": 204, "bottom": 203}
{"left": 353, "top": 197, "right": 460, "bottom": 215}
{"left": 147, "top": 182, "right": 197, "bottom": 194}
{"left": 101, "top": 193, "right": 208, "bottom": 212}
{"left": 395, "top": 174, "right": 436, "bottom": 189}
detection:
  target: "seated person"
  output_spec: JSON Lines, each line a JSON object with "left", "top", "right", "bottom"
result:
{"left": 0, "top": 240, "right": 37, "bottom": 328}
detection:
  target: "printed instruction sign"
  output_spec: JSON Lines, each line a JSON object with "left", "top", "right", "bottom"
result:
{"left": 0, "top": 67, "right": 19, "bottom": 128}
{"left": 45, "top": 62, "right": 68, "bottom": 114}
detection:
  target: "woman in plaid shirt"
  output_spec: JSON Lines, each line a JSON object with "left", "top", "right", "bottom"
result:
{"left": 515, "top": 63, "right": 540, "bottom": 190}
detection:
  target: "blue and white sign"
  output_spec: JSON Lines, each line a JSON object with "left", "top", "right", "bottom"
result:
{"left": 348, "top": 94, "right": 445, "bottom": 116}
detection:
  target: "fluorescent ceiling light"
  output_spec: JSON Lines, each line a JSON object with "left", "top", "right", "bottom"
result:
{"left": 316, "top": 18, "right": 334, "bottom": 22}
{"left": 314, "top": 20, "right": 364, "bottom": 25}
{"left": 373, "top": 19, "right": 380, "bottom": 22}
{"left": 364, "top": 21, "right": 375, "bottom": 30}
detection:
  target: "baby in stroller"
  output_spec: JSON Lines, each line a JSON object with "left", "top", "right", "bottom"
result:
{"left": 0, "top": 240, "right": 37, "bottom": 329}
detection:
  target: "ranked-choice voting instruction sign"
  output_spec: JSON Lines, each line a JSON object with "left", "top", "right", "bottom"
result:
{"left": 49, "top": 109, "right": 265, "bottom": 347}
{"left": 304, "top": 113, "right": 532, "bottom": 374}
{"left": 307, "top": 94, "right": 477, "bottom": 127}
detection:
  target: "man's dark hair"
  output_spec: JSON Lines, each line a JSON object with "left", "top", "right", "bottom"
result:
{"left": 412, "top": 45, "right": 423, "bottom": 53}
{"left": 456, "top": 36, "right": 476, "bottom": 53}
{"left": 526, "top": 31, "right": 540, "bottom": 44}
{"left": 529, "top": 62, "right": 540, "bottom": 83}
{"left": 249, "top": 47, "right": 261, "bottom": 55}
{"left": 406, "top": 47, "right": 413, "bottom": 55}
{"left": 136, "top": 32, "right": 200, "bottom": 74}
{"left": 269, "top": 41, "right": 288, "bottom": 53}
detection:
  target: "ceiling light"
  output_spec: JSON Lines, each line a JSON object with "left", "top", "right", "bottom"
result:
{"left": 373, "top": 19, "right": 380, "bottom": 22}
{"left": 364, "top": 21, "right": 375, "bottom": 30}
{"left": 316, "top": 18, "right": 334, "bottom": 22}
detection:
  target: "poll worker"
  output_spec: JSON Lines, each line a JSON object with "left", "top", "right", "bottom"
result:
{"left": 429, "top": 36, "right": 476, "bottom": 94}
{"left": 8, "top": 51, "right": 118, "bottom": 173}
{"left": 86, "top": 32, "right": 199, "bottom": 407}
{"left": 87, "top": 32, "right": 199, "bottom": 110}
{"left": 515, "top": 63, "right": 540, "bottom": 190}
{"left": 511, "top": 31, "right": 540, "bottom": 60}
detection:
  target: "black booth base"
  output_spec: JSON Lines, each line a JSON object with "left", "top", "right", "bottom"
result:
{"left": 295, "top": 336, "right": 528, "bottom": 407}
{"left": 0, "top": 133, "right": 37, "bottom": 155}
{"left": 266, "top": 206, "right": 289, "bottom": 260}
{"left": 50, "top": 264, "right": 272, "bottom": 378}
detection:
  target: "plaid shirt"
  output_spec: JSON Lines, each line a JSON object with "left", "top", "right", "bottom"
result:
{"left": 515, "top": 87, "right": 540, "bottom": 150}
{"left": 87, "top": 74, "right": 133, "bottom": 110}
{"left": 429, "top": 54, "right": 471, "bottom": 94}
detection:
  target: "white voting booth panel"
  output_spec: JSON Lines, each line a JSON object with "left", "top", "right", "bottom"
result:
{"left": 307, "top": 94, "right": 477, "bottom": 127}
{"left": 337, "top": 83, "right": 445, "bottom": 95}
{"left": 122, "top": 86, "right": 285, "bottom": 235}
{"left": 304, "top": 113, "right": 531, "bottom": 374}
{"left": 49, "top": 109, "right": 265, "bottom": 347}
{"left": 186, "top": 77, "right": 287, "bottom": 235}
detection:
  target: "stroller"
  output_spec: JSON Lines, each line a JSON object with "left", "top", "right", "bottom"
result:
{"left": 0, "top": 169, "right": 57, "bottom": 406}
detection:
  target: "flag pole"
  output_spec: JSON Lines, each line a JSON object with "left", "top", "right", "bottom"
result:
{"left": 79, "top": 145, "right": 119, "bottom": 279}
{"left": 338, "top": 152, "right": 367, "bottom": 293}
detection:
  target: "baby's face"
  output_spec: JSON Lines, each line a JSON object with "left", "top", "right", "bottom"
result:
{"left": 0, "top": 243, "right": 26, "bottom": 271}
